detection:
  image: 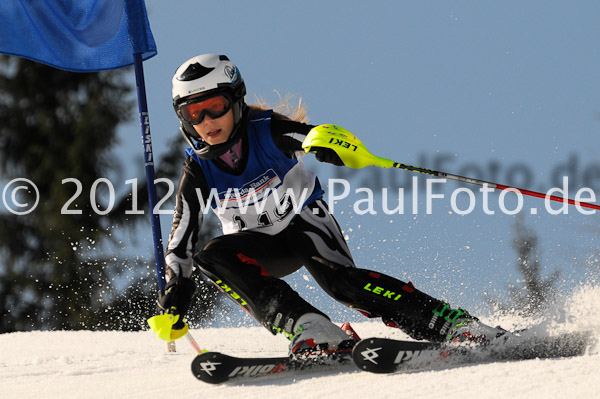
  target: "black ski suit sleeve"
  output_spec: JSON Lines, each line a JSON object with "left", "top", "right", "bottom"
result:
{"left": 269, "top": 117, "right": 344, "bottom": 166}
{"left": 164, "top": 157, "right": 210, "bottom": 279}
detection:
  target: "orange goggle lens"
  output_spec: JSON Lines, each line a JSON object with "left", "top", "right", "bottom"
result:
{"left": 179, "top": 95, "right": 231, "bottom": 124}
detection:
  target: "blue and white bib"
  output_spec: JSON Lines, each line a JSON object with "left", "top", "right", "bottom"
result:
{"left": 187, "top": 110, "right": 323, "bottom": 235}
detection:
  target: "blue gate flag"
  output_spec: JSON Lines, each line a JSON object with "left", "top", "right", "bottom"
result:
{"left": 0, "top": 0, "right": 157, "bottom": 72}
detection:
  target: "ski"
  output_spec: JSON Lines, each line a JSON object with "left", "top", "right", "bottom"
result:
{"left": 352, "top": 331, "right": 591, "bottom": 374}
{"left": 191, "top": 348, "right": 355, "bottom": 384}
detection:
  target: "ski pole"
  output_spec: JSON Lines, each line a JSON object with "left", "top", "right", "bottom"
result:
{"left": 386, "top": 162, "right": 600, "bottom": 210}
{"left": 185, "top": 331, "right": 207, "bottom": 355}
{"left": 303, "top": 125, "right": 600, "bottom": 212}
{"left": 148, "top": 313, "right": 207, "bottom": 354}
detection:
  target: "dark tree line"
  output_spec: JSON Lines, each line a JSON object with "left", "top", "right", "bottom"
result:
{"left": 0, "top": 56, "right": 220, "bottom": 333}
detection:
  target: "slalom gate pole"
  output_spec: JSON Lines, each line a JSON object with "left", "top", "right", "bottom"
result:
{"left": 132, "top": 53, "right": 175, "bottom": 352}
{"left": 132, "top": 53, "right": 166, "bottom": 290}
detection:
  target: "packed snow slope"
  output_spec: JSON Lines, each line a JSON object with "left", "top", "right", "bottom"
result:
{"left": 2, "top": 285, "right": 599, "bottom": 399}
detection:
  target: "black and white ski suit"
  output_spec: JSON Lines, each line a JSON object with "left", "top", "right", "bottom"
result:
{"left": 165, "top": 109, "right": 459, "bottom": 342}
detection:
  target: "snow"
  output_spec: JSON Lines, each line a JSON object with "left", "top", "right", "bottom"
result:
{"left": 2, "top": 286, "right": 600, "bottom": 399}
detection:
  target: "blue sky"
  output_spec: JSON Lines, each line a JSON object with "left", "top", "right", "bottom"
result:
{"left": 116, "top": 1, "right": 600, "bottom": 321}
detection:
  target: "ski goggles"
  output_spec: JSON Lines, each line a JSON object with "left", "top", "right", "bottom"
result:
{"left": 178, "top": 94, "right": 232, "bottom": 125}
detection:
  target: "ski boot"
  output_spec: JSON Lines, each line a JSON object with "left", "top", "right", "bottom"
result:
{"left": 289, "top": 313, "right": 357, "bottom": 355}
{"left": 447, "top": 314, "right": 508, "bottom": 344}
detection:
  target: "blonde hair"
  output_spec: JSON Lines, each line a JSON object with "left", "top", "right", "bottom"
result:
{"left": 248, "top": 91, "right": 309, "bottom": 123}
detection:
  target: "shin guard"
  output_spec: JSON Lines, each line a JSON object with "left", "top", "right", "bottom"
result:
{"left": 330, "top": 268, "right": 467, "bottom": 342}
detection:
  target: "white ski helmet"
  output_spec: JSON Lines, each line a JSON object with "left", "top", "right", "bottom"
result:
{"left": 172, "top": 54, "right": 247, "bottom": 159}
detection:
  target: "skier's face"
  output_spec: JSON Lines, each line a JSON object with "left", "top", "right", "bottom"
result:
{"left": 192, "top": 107, "right": 234, "bottom": 145}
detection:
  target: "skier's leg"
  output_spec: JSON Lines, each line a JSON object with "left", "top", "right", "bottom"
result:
{"left": 274, "top": 200, "right": 365, "bottom": 351}
{"left": 284, "top": 199, "right": 355, "bottom": 296}
{"left": 194, "top": 231, "right": 331, "bottom": 338}
{"left": 330, "top": 267, "right": 507, "bottom": 342}
{"left": 308, "top": 264, "right": 507, "bottom": 342}
{"left": 287, "top": 200, "right": 502, "bottom": 343}
{"left": 328, "top": 267, "right": 456, "bottom": 341}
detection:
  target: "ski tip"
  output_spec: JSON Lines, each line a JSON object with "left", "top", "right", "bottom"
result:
{"left": 191, "top": 351, "right": 233, "bottom": 384}
{"left": 352, "top": 338, "right": 400, "bottom": 374}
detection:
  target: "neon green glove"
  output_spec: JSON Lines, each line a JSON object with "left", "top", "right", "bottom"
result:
{"left": 302, "top": 124, "right": 394, "bottom": 169}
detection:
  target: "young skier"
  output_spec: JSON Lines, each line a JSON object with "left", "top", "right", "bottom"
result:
{"left": 154, "top": 54, "right": 507, "bottom": 354}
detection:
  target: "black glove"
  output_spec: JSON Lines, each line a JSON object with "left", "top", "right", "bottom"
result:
{"left": 157, "top": 276, "right": 196, "bottom": 329}
{"left": 313, "top": 147, "right": 344, "bottom": 166}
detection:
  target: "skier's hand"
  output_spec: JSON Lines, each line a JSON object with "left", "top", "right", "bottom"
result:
{"left": 157, "top": 276, "right": 196, "bottom": 330}
{"left": 313, "top": 147, "right": 345, "bottom": 166}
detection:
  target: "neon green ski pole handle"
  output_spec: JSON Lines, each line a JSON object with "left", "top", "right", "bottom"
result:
{"left": 302, "top": 124, "right": 600, "bottom": 211}
{"left": 302, "top": 124, "right": 395, "bottom": 169}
